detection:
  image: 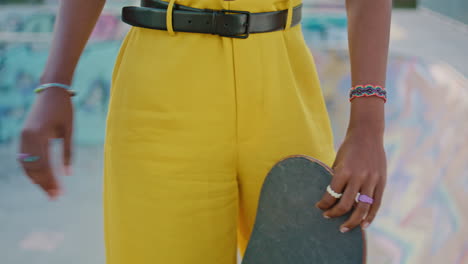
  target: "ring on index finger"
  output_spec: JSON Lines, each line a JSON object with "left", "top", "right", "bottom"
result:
{"left": 326, "top": 185, "right": 343, "bottom": 199}
{"left": 17, "top": 153, "right": 41, "bottom": 163}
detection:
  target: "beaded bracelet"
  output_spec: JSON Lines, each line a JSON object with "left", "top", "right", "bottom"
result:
{"left": 34, "top": 83, "right": 76, "bottom": 96}
{"left": 349, "top": 84, "right": 387, "bottom": 103}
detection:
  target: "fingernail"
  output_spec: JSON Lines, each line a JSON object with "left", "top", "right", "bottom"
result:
{"left": 340, "top": 227, "right": 349, "bottom": 233}
{"left": 362, "top": 222, "right": 370, "bottom": 229}
{"left": 64, "top": 165, "right": 72, "bottom": 176}
{"left": 323, "top": 214, "right": 330, "bottom": 219}
{"left": 48, "top": 191, "right": 58, "bottom": 200}
{"left": 48, "top": 189, "right": 62, "bottom": 199}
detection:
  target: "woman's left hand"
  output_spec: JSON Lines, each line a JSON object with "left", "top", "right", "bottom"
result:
{"left": 316, "top": 127, "right": 387, "bottom": 233}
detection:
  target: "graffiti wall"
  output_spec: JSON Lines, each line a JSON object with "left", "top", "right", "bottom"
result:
{"left": 0, "top": 5, "right": 349, "bottom": 144}
{"left": 0, "top": 6, "right": 130, "bottom": 144}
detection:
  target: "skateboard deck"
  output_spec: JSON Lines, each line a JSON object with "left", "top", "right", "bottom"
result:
{"left": 241, "top": 155, "right": 365, "bottom": 264}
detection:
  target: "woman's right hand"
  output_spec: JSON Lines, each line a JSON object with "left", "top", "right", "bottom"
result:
{"left": 19, "top": 86, "right": 74, "bottom": 200}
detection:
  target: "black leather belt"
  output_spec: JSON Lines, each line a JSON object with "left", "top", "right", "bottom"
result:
{"left": 121, "top": 0, "right": 302, "bottom": 39}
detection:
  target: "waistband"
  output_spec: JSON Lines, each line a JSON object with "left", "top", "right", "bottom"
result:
{"left": 121, "top": 0, "right": 302, "bottom": 39}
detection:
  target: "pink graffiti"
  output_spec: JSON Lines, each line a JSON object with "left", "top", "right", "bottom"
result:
{"left": 90, "top": 14, "right": 121, "bottom": 40}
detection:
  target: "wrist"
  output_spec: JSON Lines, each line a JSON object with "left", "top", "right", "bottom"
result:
{"left": 345, "top": 126, "right": 384, "bottom": 148}
{"left": 346, "top": 124, "right": 384, "bottom": 139}
{"left": 347, "top": 97, "right": 385, "bottom": 136}
{"left": 39, "top": 72, "right": 73, "bottom": 86}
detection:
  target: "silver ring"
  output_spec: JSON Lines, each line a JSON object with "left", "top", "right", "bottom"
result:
{"left": 17, "top": 153, "right": 41, "bottom": 162}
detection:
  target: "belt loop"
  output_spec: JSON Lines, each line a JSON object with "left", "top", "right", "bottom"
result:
{"left": 166, "top": 0, "right": 177, "bottom": 36}
{"left": 284, "top": 0, "right": 293, "bottom": 30}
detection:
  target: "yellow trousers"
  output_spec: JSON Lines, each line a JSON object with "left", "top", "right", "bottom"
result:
{"left": 103, "top": 0, "right": 336, "bottom": 263}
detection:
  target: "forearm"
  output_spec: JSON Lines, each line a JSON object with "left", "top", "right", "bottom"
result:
{"left": 40, "top": 0, "right": 107, "bottom": 85}
{"left": 345, "top": 0, "right": 392, "bottom": 137}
